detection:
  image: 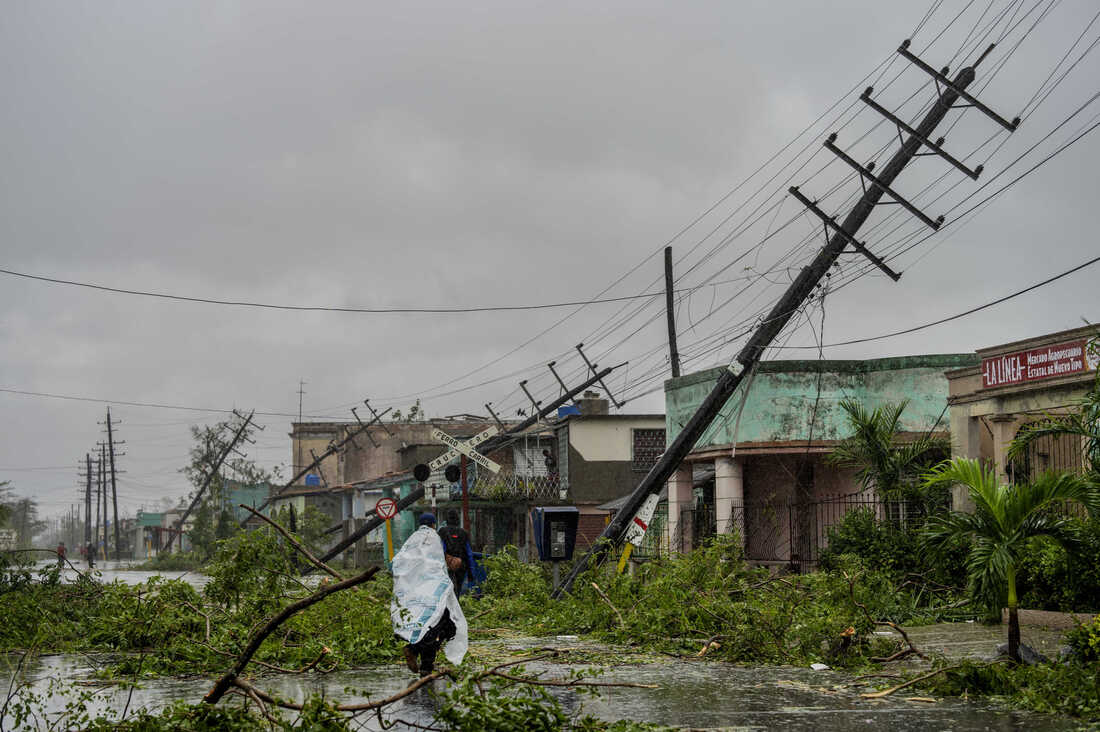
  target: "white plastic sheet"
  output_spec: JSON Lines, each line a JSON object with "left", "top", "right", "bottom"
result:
{"left": 390, "top": 525, "right": 468, "bottom": 664}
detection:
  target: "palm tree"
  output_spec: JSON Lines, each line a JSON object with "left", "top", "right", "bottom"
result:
{"left": 826, "top": 398, "right": 948, "bottom": 505}
{"left": 922, "top": 458, "right": 1100, "bottom": 661}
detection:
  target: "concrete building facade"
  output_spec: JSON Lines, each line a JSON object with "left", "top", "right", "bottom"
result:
{"left": 552, "top": 394, "right": 665, "bottom": 547}
{"left": 663, "top": 354, "right": 976, "bottom": 564}
{"left": 946, "top": 324, "right": 1098, "bottom": 509}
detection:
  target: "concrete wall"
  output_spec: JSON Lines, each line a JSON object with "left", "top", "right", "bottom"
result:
{"left": 568, "top": 417, "right": 665, "bottom": 461}
{"left": 561, "top": 416, "right": 665, "bottom": 504}
{"left": 666, "top": 355, "right": 977, "bottom": 450}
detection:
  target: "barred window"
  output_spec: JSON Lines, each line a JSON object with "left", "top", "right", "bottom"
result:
{"left": 632, "top": 428, "right": 666, "bottom": 472}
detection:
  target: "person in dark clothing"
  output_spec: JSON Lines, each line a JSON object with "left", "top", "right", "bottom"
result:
{"left": 402, "top": 608, "right": 457, "bottom": 677}
{"left": 542, "top": 449, "right": 557, "bottom": 475}
{"left": 437, "top": 510, "right": 471, "bottom": 595}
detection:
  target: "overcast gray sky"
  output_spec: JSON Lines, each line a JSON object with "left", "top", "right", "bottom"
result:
{"left": 2, "top": 0, "right": 1097, "bottom": 521}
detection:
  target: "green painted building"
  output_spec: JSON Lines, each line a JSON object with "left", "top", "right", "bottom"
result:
{"left": 663, "top": 354, "right": 977, "bottom": 565}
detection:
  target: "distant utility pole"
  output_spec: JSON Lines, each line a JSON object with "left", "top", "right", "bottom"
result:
{"left": 554, "top": 41, "right": 1016, "bottom": 598}
{"left": 664, "top": 246, "right": 681, "bottom": 378}
{"left": 296, "top": 379, "right": 306, "bottom": 476}
{"left": 106, "top": 408, "right": 121, "bottom": 561}
{"left": 95, "top": 447, "right": 104, "bottom": 559}
{"left": 84, "top": 453, "right": 92, "bottom": 556}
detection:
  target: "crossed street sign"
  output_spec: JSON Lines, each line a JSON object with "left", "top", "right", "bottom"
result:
{"left": 428, "top": 426, "right": 501, "bottom": 474}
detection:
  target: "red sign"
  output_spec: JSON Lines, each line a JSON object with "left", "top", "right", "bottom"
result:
{"left": 981, "top": 339, "right": 1090, "bottom": 389}
{"left": 374, "top": 497, "right": 398, "bottom": 521}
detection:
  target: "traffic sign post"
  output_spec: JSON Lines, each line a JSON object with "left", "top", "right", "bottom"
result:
{"left": 428, "top": 427, "right": 501, "bottom": 473}
{"left": 617, "top": 494, "right": 660, "bottom": 574}
{"left": 428, "top": 426, "right": 501, "bottom": 532}
{"left": 375, "top": 497, "right": 398, "bottom": 562}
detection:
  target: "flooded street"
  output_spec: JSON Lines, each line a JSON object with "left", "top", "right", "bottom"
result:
{"left": 35, "top": 558, "right": 211, "bottom": 589}
{"left": 9, "top": 632, "right": 1079, "bottom": 730}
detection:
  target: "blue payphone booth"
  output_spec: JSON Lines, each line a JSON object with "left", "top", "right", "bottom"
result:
{"left": 532, "top": 506, "right": 579, "bottom": 589}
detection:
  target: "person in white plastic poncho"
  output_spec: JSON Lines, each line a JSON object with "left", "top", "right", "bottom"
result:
{"left": 391, "top": 513, "right": 468, "bottom": 676}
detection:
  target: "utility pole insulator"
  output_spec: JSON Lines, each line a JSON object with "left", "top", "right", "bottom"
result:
{"left": 574, "top": 343, "right": 623, "bottom": 408}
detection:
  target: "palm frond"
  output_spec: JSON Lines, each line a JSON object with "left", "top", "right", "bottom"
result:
{"left": 1003, "top": 471, "right": 1100, "bottom": 525}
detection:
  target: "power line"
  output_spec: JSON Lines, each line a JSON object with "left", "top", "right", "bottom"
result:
{"left": 0, "top": 266, "right": 748, "bottom": 315}
{"left": 0, "top": 387, "right": 341, "bottom": 419}
{"left": 775, "top": 254, "right": 1100, "bottom": 350}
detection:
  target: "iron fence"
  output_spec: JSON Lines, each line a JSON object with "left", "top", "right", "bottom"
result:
{"left": 674, "top": 494, "right": 933, "bottom": 569}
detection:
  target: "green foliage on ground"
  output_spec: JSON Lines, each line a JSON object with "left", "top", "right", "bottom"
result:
{"left": 133, "top": 552, "right": 206, "bottom": 571}
{"left": 1065, "top": 614, "right": 1100, "bottom": 664}
{"left": 0, "top": 529, "right": 398, "bottom": 677}
{"left": 921, "top": 660, "right": 1100, "bottom": 721}
{"left": 466, "top": 536, "right": 944, "bottom": 667}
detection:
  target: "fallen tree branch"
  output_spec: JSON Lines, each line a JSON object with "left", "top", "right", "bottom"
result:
{"left": 590, "top": 582, "right": 625, "bottom": 630}
{"left": 203, "top": 567, "right": 378, "bottom": 705}
{"left": 697, "top": 635, "right": 726, "bottom": 657}
{"left": 844, "top": 571, "right": 926, "bottom": 662}
{"left": 860, "top": 665, "right": 963, "bottom": 699}
{"left": 231, "top": 650, "right": 658, "bottom": 717}
{"left": 181, "top": 601, "right": 212, "bottom": 642}
{"left": 235, "top": 670, "right": 444, "bottom": 712}
{"left": 239, "top": 503, "right": 345, "bottom": 581}
{"left": 237, "top": 683, "right": 280, "bottom": 726}
{"left": 487, "top": 670, "right": 658, "bottom": 689}
{"left": 198, "top": 641, "right": 331, "bottom": 675}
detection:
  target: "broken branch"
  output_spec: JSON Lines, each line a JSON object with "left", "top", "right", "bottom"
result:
{"left": 239, "top": 503, "right": 345, "bottom": 581}
{"left": 590, "top": 582, "right": 625, "bottom": 630}
{"left": 844, "top": 571, "right": 926, "bottom": 662}
{"left": 204, "top": 566, "right": 378, "bottom": 705}
{"left": 860, "top": 665, "right": 962, "bottom": 699}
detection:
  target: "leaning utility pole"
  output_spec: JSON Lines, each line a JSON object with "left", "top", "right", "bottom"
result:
{"left": 165, "top": 411, "right": 255, "bottom": 552}
{"left": 250, "top": 406, "right": 391, "bottom": 520}
{"left": 664, "top": 246, "right": 681, "bottom": 378}
{"left": 106, "top": 408, "right": 121, "bottom": 560}
{"left": 554, "top": 41, "right": 1016, "bottom": 597}
{"left": 312, "top": 362, "right": 629, "bottom": 571}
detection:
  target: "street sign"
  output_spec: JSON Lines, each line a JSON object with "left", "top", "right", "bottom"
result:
{"left": 623, "top": 494, "right": 661, "bottom": 547}
{"left": 428, "top": 426, "right": 501, "bottom": 473}
{"left": 375, "top": 497, "right": 398, "bottom": 521}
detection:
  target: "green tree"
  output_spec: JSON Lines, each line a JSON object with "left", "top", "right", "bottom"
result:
{"left": 181, "top": 416, "right": 278, "bottom": 560}
{"left": 826, "top": 398, "right": 949, "bottom": 504}
{"left": 0, "top": 481, "right": 13, "bottom": 527}
{"left": 921, "top": 458, "right": 1100, "bottom": 661}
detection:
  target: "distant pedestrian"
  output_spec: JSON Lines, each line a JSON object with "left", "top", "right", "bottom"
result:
{"left": 438, "top": 510, "right": 471, "bottom": 595}
{"left": 56, "top": 541, "right": 66, "bottom": 568}
{"left": 86, "top": 542, "right": 95, "bottom": 569}
{"left": 391, "top": 513, "right": 467, "bottom": 677}
{"left": 542, "top": 449, "right": 558, "bottom": 475}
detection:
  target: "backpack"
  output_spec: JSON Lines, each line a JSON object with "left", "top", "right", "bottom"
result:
{"left": 441, "top": 528, "right": 467, "bottom": 571}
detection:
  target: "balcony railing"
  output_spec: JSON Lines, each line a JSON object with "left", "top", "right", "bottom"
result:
{"left": 446, "top": 469, "right": 568, "bottom": 502}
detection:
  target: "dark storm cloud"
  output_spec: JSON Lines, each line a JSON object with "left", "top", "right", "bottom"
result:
{"left": 1, "top": 0, "right": 1097, "bottom": 517}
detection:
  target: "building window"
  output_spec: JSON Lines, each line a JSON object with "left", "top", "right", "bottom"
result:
{"left": 632, "top": 428, "right": 666, "bottom": 472}
{"left": 555, "top": 425, "right": 569, "bottom": 479}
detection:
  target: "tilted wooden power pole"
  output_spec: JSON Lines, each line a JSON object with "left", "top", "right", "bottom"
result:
{"left": 554, "top": 40, "right": 1017, "bottom": 597}
{"left": 664, "top": 246, "right": 681, "bottom": 378}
